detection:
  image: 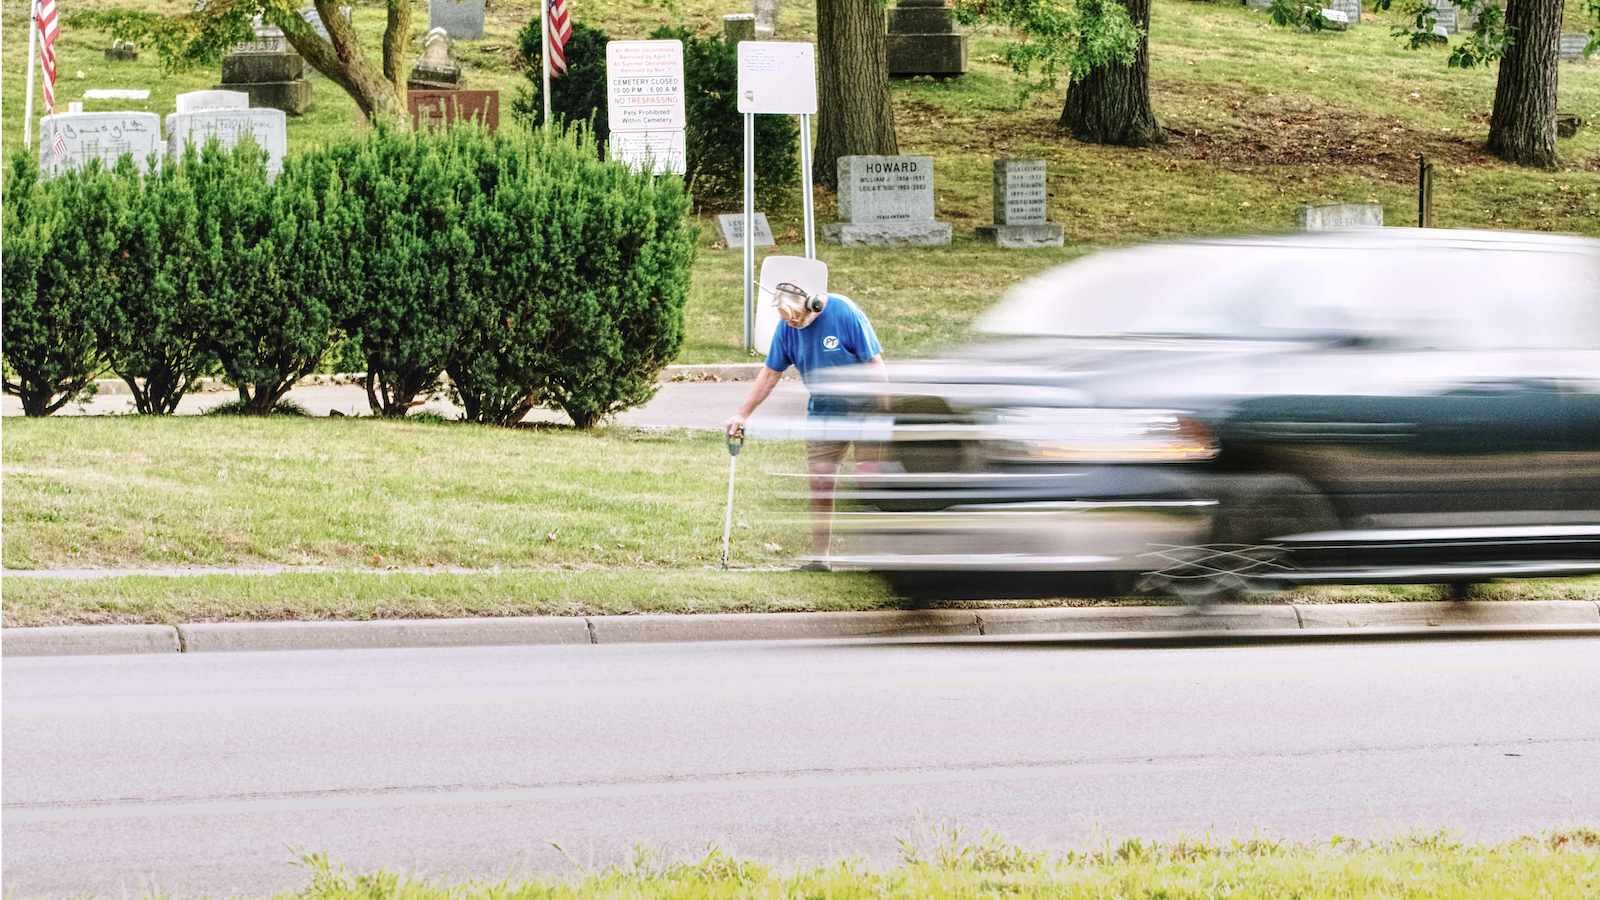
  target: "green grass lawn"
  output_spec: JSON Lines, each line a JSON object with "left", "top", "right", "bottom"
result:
{"left": 3, "top": 417, "right": 1595, "bottom": 625}
{"left": 285, "top": 830, "right": 1600, "bottom": 898}
{"left": 0, "top": 417, "right": 809, "bottom": 570}
{"left": 5, "top": 0, "right": 1596, "bottom": 364}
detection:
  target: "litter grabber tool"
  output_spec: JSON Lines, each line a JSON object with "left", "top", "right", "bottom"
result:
{"left": 720, "top": 427, "right": 745, "bottom": 570}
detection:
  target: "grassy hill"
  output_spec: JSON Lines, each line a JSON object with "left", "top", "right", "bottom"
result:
{"left": 3, "top": 0, "right": 1597, "bottom": 363}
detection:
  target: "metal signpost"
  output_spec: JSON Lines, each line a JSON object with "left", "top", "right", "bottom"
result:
{"left": 606, "top": 40, "right": 687, "bottom": 176}
{"left": 736, "top": 41, "right": 818, "bottom": 353}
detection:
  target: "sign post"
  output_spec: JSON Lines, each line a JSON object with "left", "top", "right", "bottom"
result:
{"left": 736, "top": 41, "right": 818, "bottom": 354}
{"left": 605, "top": 40, "right": 686, "bottom": 175}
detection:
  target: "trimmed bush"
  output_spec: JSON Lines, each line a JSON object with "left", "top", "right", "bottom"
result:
{"left": 317, "top": 127, "right": 467, "bottom": 417}
{"left": 100, "top": 152, "right": 215, "bottom": 414}
{"left": 650, "top": 26, "right": 800, "bottom": 207}
{"left": 515, "top": 21, "right": 612, "bottom": 144}
{"left": 445, "top": 124, "right": 698, "bottom": 427}
{"left": 190, "top": 140, "right": 336, "bottom": 414}
{"left": 1, "top": 153, "right": 119, "bottom": 416}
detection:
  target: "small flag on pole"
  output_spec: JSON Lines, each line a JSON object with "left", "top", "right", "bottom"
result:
{"left": 51, "top": 129, "right": 67, "bottom": 161}
{"left": 36, "top": 0, "right": 60, "bottom": 114}
{"left": 546, "top": 0, "right": 571, "bottom": 76}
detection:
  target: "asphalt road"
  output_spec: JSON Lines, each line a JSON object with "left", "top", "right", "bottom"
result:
{"left": 6, "top": 635, "right": 1599, "bottom": 896}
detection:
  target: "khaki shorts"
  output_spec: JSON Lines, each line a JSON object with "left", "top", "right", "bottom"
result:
{"left": 806, "top": 440, "right": 851, "bottom": 468}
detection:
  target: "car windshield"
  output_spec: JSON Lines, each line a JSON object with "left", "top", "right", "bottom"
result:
{"left": 976, "top": 240, "right": 1600, "bottom": 350}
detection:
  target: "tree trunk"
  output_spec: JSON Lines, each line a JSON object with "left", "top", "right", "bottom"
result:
{"left": 273, "top": 2, "right": 410, "bottom": 127}
{"left": 814, "top": 0, "right": 898, "bottom": 189}
{"left": 1486, "top": 0, "right": 1561, "bottom": 168}
{"left": 1061, "top": 0, "right": 1162, "bottom": 146}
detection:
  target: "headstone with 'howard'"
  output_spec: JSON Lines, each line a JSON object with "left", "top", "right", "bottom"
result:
{"left": 822, "top": 155, "right": 952, "bottom": 247}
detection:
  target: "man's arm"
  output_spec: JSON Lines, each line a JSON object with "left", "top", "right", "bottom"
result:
{"left": 724, "top": 365, "right": 783, "bottom": 436}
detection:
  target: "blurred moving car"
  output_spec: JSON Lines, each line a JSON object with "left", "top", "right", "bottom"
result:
{"left": 813, "top": 229, "right": 1600, "bottom": 602}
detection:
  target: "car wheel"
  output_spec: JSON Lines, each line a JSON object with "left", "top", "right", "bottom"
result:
{"left": 1140, "top": 474, "right": 1338, "bottom": 606}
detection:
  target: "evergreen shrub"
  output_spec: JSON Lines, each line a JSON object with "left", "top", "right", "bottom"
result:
{"left": 1, "top": 153, "right": 119, "bottom": 416}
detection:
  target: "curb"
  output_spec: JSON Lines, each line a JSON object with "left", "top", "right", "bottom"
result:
{"left": 87, "top": 364, "right": 770, "bottom": 397}
{"left": 4, "top": 601, "right": 1598, "bottom": 658}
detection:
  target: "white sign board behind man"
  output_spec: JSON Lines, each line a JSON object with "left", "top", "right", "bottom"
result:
{"left": 736, "top": 41, "right": 816, "bottom": 115}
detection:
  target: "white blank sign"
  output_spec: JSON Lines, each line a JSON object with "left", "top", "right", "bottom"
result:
{"left": 737, "top": 41, "right": 816, "bottom": 115}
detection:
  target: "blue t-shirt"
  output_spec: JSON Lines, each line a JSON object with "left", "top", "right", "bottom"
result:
{"left": 764, "top": 294, "right": 883, "bottom": 419}
{"left": 764, "top": 294, "right": 882, "bottom": 383}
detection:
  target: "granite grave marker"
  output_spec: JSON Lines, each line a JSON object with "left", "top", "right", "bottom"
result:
{"left": 38, "top": 112, "right": 163, "bottom": 176}
{"left": 429, "top": 0, "right": 484, "bottom": 41}
{"left": 822, "top": 155, "right": 952, "bottom": 247}
{"left": 977, "top": 158, "right": 1063, "bottom": 248}
{"left": 167, "top": 108, "right": 289, "bottom": 175}
{"left": 717, "top": 212, "right": 777, "bottom": 249}
{"left": 1297, "top": 202, "right": 1383, "bottom": 230}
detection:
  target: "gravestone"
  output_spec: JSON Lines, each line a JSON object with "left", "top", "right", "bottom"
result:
{"left": 753, "top": 0, "right": 779, "bottom": 35}
{"left": 1559, "top": 33, "right": 1591, "bottom": 63}
{"left": 887, "top": 0, "right": 967, "bottom": 78}
{"left": 822, "top": 155, "right": 952, "bottom": 247}
{"left": 1428, "top": 0, "right": 1480, "bottom": 35}
{"left": 1325, "top": 0, "right": 1360, "bottom": 25}
{"left": 1319, "top": 8, "right": 1351, "bottom": 29}
{"left": 723, "top": 13, "right": 757, "bottom": 44}
{"left": 220, "top": 24, "right": 312, "bottom": 114}
{"left": 1297, "top": 202, "right": 1383, "bottom": 230}
{"left": 105, "top": 40, "right": 139, "bottom": 61}
{"left": 408, "top": 89, "right": 500, "bottom": 131}
{"left": 175, "top": 89, "right": 250, "bottom": 113}
{"left": 717, "top": 212, "right": 777, "bottom": 249}
{"left": 409, "top": 28, "right": 463, "bottom": 89}
{"left": 1245, "top": 0, "right": 1272, "bottom": 9}
{"left": 429, "top": 0, "right": 484, "bottom": 41}
{"left": 167, "top": 108, "right": 289, "bottom": 175}
{"left": 37, "top": 112, "right": 163, "bottom": 176}
{"left": 300, "top": 4, "right": 352, "bottom": 42}
{"left": 82, "top": 88, "right": 151, "bottom": 102}
{"left": 976, "top": 159, "right": 1063, "bottom": 248}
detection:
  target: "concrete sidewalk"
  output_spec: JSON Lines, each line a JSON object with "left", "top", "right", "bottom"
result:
{"left": 6, "top": 601, "right": 1599, "bottom": 657}
{"left": 0, "top": 366, "right": 794, "bottom": 431}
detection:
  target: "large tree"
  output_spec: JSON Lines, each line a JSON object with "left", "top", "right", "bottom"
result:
{"left": 86, "top": 0, "right": 413, "bottom": 126}
{"left": 1061, "top": 0, "right": 1159, "bottom": 145}
{"left": 815, "top": 0, "right": 899, "bottom": 188}
{"left": 956, "top": 0, "right": 1148, "bottom": 146}
{"left": 1380, "top": 0, "right": 1598, "bottom": 168}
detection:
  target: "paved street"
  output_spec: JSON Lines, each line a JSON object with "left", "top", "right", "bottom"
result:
{"left": 5, "top": 635, "right": 1599, "bottom": 896}
{"left": 0, "top": 380, "right": 809, "bottom": 432}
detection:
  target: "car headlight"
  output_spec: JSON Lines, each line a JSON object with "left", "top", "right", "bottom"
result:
{"left": 985, "top": 407, "right": 1219, "bottom": 464}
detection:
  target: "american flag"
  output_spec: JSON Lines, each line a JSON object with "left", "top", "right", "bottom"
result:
{"left": 547, "top": 0, "right": 571, "bottom": 76}
{"left": 35, "top": 0, "right": 60, "bottom": 114}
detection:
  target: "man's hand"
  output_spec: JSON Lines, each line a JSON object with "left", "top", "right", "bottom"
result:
{"left": 723, "top": 414, "right": 748, "bottom": 439}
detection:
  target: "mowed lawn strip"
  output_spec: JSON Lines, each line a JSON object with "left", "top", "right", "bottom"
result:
{"left": 288, "top": 831, "right": 1600, "bottom": 899}
{"left": 1, "top": 418, "right": 808, "bottom": 570}
{"left": 5, "top": 573, "right": 1596, "bottom": 627}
